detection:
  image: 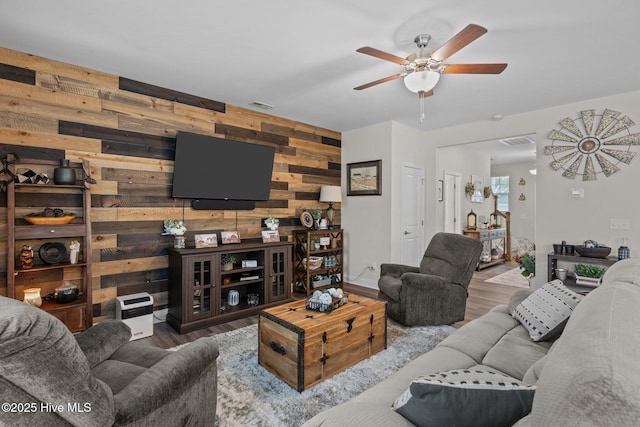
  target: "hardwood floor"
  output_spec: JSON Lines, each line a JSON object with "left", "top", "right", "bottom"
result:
{"left": 147, "top": 261, "right": 522, "bottom": 349}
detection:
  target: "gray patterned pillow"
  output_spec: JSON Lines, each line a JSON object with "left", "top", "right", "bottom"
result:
{"left": 393, "top": 368, "right": 536, "bottom": 427}
{"left": 512, "top": 279, "right": 582, "bottom": 342}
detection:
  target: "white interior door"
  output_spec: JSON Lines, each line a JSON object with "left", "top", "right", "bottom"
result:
{"left": 444, "top": 171, "right": 462, "bottom": 233}
{"left": 401, "top": 164, "right": 424, "bottom": 265}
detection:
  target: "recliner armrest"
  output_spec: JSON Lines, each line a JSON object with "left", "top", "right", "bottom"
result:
{"left": 75, "top": 320, "right": 132, "bottom": 368}
{"left": 380, "top": 263, "right": 419, "bottom": 279}
{"left": 112, "top": 336, "right": 219, "bottom": 425}
{"left": 401, "top": 272, "right": 454, "bottom": 297}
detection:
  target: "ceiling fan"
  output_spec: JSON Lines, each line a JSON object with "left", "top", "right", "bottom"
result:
{"left": 354, "top": 24, "right": 507, "bottom": 111}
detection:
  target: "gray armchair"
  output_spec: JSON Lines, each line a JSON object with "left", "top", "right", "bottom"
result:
{"left": 0, "top": 296, "right": 218, "bottom": 427}
{"left": 378, "top": 232, "right": 483, "bottom": 326}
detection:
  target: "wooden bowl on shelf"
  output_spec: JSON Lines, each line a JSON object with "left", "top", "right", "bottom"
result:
{"left": 23, "top": 214, "right": 76, "bottom": 225}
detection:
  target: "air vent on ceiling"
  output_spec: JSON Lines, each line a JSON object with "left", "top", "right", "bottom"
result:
{"left": 249, "top": 101, "right": 274, "bottom": 110}
{"left": 499, "top": 136, "right": 535, "bottom": 146}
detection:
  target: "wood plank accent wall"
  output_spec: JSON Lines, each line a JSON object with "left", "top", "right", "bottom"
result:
{"left": 0, "top": 47, "right": 341, "bottom": 321}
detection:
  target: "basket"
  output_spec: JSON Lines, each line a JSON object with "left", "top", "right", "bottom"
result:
{"left": 312, "top": 276, "right": 332, "bottom": 288}
{"left": 306, "top": 293, "right": 349, "bottom": 313}
{"left": 303, "top": 256, "right": 324, "bottom": 270}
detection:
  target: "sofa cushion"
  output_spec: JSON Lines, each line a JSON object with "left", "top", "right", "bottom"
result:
{"left": 527, "top": 281, "right": 640, "bottom": 424}
{"left": 507, "top": 288, "right": 534, "bottom": 313}
{"left": 481, "top": 325, "right": 552, "bottom": 380}
{"left": 393, "top": 368, "right": 535, "bottom": 427}
{"left": 92, "top": 360, "right": 147, "bottom": 394}
{"left": 512, "top": 279, "right": 581, "bottom": 341}
{"left": 600, "top": 258, "right": 640, "bottom": 285}
{"left": 437, "top": 304, "right": 521, "bottom": 363}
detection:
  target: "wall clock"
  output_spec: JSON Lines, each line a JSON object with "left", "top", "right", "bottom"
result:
{"left": 299, "top": 210, "right": 314, "bottom": 229}
{"left": 545, "top": 108, "right": 640, "bottom": 180}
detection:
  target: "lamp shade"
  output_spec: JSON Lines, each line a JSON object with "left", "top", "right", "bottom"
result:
{"left": 404, "top": 70, "right": 440, "bottom": 93}
{"left": 319, "top": 186, "right": 342, "bottom": 203}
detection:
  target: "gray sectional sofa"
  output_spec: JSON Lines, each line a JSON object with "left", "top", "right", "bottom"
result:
{"left": 303, "top": 258, "right": 640, "bottom": 426}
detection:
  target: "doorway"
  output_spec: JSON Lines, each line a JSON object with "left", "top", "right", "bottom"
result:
{"left": 443, "top": 171, "right": 462, "bottom": 233}
{"left": 401, "top": 163, "right": 424, "bottom": 266}
{"left": 437, "top": 134, "right": 536, "bottom": 246}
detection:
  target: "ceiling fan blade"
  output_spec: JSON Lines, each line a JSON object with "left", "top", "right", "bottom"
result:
{"left": 356, "top": 46, "right": 409, "bottom": 66}
{"left": 442, "top": 63, "right": 508, "bottom": 74}
{"left": 430, "top": 24, "right": 488, "bottom": 62}
{"left": 354, "top": 73, "right": 406, "bottom": 90}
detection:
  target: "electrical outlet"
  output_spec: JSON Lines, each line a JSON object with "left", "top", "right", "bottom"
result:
{"left": 368, "top": 263, "right": 376, "bottom": 271}
{"left": 610, "top": 218, "right": 630, "bottom": 230}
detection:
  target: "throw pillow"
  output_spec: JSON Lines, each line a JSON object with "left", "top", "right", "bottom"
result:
{"left": 393, "top": 368, "right": 536, "bottom": 427}
{"left": 512, "top": 279, "right": 582, "bottom": 342}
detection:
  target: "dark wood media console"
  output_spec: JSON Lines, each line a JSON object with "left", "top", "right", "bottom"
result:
{"left": 166, "top": 240, "right": 292, "bottom": 333}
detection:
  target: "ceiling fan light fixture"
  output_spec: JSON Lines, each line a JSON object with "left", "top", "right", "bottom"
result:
{"left": 404, "top": 70, "right": 440, "bottom": 93}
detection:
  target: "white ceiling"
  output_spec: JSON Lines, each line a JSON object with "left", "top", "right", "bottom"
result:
{"left": 1, "top": 0, "right": 639, "bottom": 165}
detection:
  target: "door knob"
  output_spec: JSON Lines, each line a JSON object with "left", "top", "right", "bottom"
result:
{"left": 404, "top": 231, "right": 411, "bottom": 235}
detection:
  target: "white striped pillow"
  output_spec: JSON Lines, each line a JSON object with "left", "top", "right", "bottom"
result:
{"left": 512, "top": 279, "right": 582, "bottom": 341}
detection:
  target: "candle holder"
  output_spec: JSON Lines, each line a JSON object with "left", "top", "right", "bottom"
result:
{"left": 23, "top": 288, "right": 42, "bottom": 307}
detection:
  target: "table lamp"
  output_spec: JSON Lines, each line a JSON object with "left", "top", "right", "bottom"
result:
{"left": 319, "top": 186, "right": 341, "bottom": 229}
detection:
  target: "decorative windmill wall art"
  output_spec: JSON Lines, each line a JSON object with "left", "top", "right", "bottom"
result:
{"left": 546, "top": 109, "right": 640, "bottom": 180}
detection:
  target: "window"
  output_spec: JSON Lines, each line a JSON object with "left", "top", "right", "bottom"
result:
{"left": 491, "top": 176, "right": 509, "bottom": 211}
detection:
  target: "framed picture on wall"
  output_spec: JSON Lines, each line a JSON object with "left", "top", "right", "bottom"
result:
{"left": 347, "top": 160, "right": 381, "bottom": 196}
{"left": 471, "top": 174, "right": 484, "bottom": 203}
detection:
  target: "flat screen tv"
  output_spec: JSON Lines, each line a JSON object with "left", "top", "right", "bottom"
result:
{"left": 172, "top": 132, "right": 275, "bottom": 207}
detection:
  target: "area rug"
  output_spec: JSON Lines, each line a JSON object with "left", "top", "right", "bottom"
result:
{"left": 173, "top": 321, "right": 454, "bottom": 426}
{"left": 484, "top": 267, "right": 530, "bottom": 288}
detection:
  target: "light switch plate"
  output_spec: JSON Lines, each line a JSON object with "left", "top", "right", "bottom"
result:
{"left": 570, "top": 188, "right": 584, "bottom": 198}
{"left": 610, "top": 218, "right": 630, "bottom": 230}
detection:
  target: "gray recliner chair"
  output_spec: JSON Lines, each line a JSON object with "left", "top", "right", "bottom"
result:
{"left": 378, "top": 232, "right": 483, "bottom": 326}
{"left": 0, "top": 295, "right": 219, "bottom": 427}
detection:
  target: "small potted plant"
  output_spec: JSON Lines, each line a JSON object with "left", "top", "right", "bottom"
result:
{"left": 574, "top": 264, "right": 605, "bottom": 286}
{"left": 311, "top": 209, "right": 322, "bottom": 229}
{"left": 163, "top": 219, "right": 187, "bottom": 248}
{"left": 264, "top": 215, "right": 279, "bottom": 231}
{"left": 221, "top": 253, "right": 236, "bottom": 271}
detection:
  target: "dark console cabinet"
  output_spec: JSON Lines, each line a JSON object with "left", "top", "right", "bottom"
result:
{"left": 167, "top": 240, "right": 292, "bottom": 333}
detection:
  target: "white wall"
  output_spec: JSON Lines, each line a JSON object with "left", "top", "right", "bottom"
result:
{"left": 341, "top": 121, "right": 430, "bottom": 288}
{"left": 344, "top": 89, "right": 640, "bottom": 289}
{"left": 341, "top": 122, "right": 392, "bottom": 288}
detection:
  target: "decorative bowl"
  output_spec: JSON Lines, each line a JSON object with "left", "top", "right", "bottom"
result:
{"left": 24, "top": 214, "right": 76, "bottom": 225}
{"left": 574, "top": 245, "right": 611, "bottom": 258}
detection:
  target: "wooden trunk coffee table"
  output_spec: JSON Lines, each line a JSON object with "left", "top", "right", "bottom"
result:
{"left": 258, "top": 293, "right": 387, "bottom": 391}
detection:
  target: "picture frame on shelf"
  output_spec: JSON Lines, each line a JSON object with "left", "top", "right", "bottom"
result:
{"left": 261, "top": 230, "right": 280, "bottom": 243}
{"left": 347, "top": 160, "right": 381, "bottom": 196}
{"left": 221, "top": 231, "right": 241, "bottom": 244}
{"left": 195, "top": 233, "right": 218, "bottom": 248}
